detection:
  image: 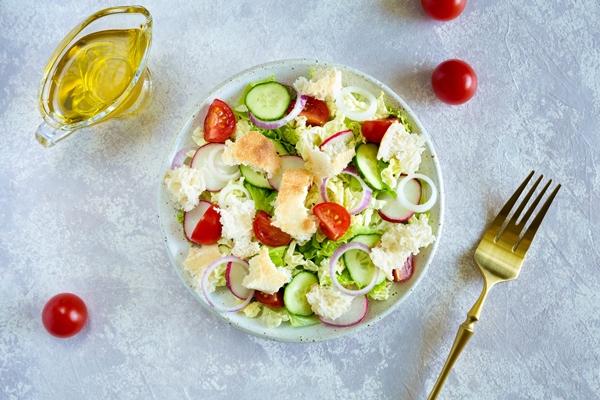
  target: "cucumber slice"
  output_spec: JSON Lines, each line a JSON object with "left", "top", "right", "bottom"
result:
{"left": 344, "top": 234, "right": 386, "bottom": 287}
{"left": 240, "top": 165, "right": 271, "bottom": 189}
{"left": 245, "top": 82, "right": 291, "bottom": 121}
{"left": 284, "top": 272, "right": 318, "bottom": 316}
{"left": 355, "top": 143, "right": 384, "bottom": 190}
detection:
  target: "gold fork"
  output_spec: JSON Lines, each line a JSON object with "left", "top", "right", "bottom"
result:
{"left": 428, "top": 171, "right": 561, "bottom": 399}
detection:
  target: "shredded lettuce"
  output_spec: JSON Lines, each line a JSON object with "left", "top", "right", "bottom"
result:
{"left": 268, "top": 246, "right": 287, "bottom": 267}
{"left": 240, "top": 301, "right": 262, "bottom": 318}
{"left": 243, "top": 181, "right": 277, "bottom": 215}
{"left": 261, "top": 307, "right": 290, "bottom": 328}
{"left": 284, "top": 241, "right": 319, "bottom": 271}
{"left": 372, "top": 92, "right": 391, "bottom": 120}
{"left": 368, "top": 280, "right": 392, "bottom": 301}
{"left": 289, "top": 314, "right": 320, "bottom": 327}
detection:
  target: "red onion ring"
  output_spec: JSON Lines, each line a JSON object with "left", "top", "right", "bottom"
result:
{"left": 171, "top": 147, "right": 198, "bottom": 169}
{"left": 201, "top": 256, "right": 255, "bottom": 312}
{"left": 248, "top": 95, "right": 308, "bottom": 130}
{"left": 329, "top": 242, "right": 380, "bottom": 296}
{"left": 396, "top": 174, "right": 437, "bottom": 213}
{"left": 320, "top": 167, "right": 373, "bottom": 215}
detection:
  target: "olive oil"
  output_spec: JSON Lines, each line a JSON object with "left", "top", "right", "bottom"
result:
{"left": 48, "top": 28, "right": 148, "bottom": 124}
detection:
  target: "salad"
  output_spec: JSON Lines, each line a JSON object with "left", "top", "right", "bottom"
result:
{"left": 163, "top": 66, "right": 438, "bottom": 329}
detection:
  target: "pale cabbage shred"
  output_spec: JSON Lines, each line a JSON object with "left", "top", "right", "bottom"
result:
{"left": 185, "top": 68, "right": 432, "bottom": 328}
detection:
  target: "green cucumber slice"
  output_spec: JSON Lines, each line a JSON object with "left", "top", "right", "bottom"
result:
{"left": 284, "top": 272, "right": 318, "bottom": 316}
{"left": 245, "top": 82, "right": 291, "bottom": 121}
{"left": 240, "top": 165, "right": 271, "bottom": 189}
{"left": 355, "top": 143, "right": 384, "bottom": 190}
{"left": 344, "top": 234, "right": 386, "bottom": 287}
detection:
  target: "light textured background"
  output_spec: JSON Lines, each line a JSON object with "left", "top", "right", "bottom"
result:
{"left": 1, "top": 0, "right": 598, "bottom": 399}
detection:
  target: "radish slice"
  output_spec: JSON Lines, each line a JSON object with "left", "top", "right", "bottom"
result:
{"left": 207, "top": 146, "right": 240, "bottom": 181}
{"left": 318, "top": 295, "right": 368, "bottom": 327}
{"left": 226, "top": 261, "right": 253, "bottom": 299}
{"left": 249, "top": 95, "right": 308, "bottom": 130}
{"left": 393, "top": 254, "right": 414, "bottom": 282}
{"left": 396, "top": 174, "right": 438, "bottom": 213}
{"left": 321, "top": 166, "right": 373, "bottom": 215}
{"left": 201, "top": 256, "right": 255, "bottom": 312}
{"left": 335, "top": 86, "right": 377, "bottom": 121}
{"left": 191, "top": 143, "right": 239, "bottom": 191}
{"left": 378, "top": 177, "right": 422, "bottom": 223}
{"left": 172, "top": 147, "right": 197, "bottom": 169}
{"left": 183, "top": 200, "right": 212, "bottom": 243}
{"left": 319, "top": 129, "right": 353, "bottom": 150}
{"left": 330, "top": 242, "right": 380, "bottom": 296}
{"left": 268, "top": 155, "right": 306, "bottom": 191}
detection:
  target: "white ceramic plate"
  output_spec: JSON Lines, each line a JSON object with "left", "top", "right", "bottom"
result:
{"left": 158, "top": 59, "right": 444, "bottom": 342}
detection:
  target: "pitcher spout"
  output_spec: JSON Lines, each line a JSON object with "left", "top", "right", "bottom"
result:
{"left": 35, "top": 122, "right": 74, "bottom": 147}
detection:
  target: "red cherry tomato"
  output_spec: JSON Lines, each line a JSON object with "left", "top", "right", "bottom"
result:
{"left": 288, "top": 96, "right": 329, "bottom": 126}
{"left": 253, "top": 211, "right": 292, "bottom": 247}
{"left": 361, "top": 118, "right": 398, "bottom": 143}
{"left": 191, "top": 204, "right": 222, "bottom": 245}
{"left": 431, "top": 59, "right": 478, "bottom": 105}
{"left": 42, "top": 293, "right": 88, "bottom": 338}
{"left": 421, "top": 0, "right": 466, "bottom": 21}
{"left": 255, "top": 288, "right": 285, "bottom": 308}
{"left": 313, "top": 202, "right": 351, "bottom": 241}
{"left": 204, "top": 99, "right": 236, "bottom": 142}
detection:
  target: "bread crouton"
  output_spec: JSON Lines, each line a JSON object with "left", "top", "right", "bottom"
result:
{"left": 242, "top": 247, "right": 291, "bottom": 294}
{"left": 222, "top": 131, "right": 282, "bottom": 177}
{"left": 271, "top": 169, "right": 318, "bottom": 242}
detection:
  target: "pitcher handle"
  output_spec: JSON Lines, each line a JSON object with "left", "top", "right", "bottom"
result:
{"left": 36, "top": 122, "right": 74, "bottom": 147}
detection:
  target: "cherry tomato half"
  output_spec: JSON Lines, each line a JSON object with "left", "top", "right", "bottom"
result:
{"left": 42, "top": 293, "right": 88, "bottom": 338}
{"left": 431, "top": 59, "right": 478, "bottom": 105}
{"left": 191, "top": 204, "right": 222, "bottom": 245}
{"left": 253, "top": 210, "right": 292, "bottom": 247}
{"left": 313, "top": 202, "right": 351, "bottom": 241}
{"left": 361, "top": 118, "right": 398, "bottom": 143}
{"left": 288, "top": 96, "right": 329, "bottom": 126}
{"left": 421, "top": 0, "right": 466, "bottom": 21}
{"left": 255, "top": 288, "right": 285, "bottom": 308}
{"left": 204, "top": 99, "right": 236, "bottom": 142}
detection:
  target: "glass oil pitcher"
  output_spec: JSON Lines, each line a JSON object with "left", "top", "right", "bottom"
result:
{"left": 36, "top": 6, "right": 152, "bottom": 147}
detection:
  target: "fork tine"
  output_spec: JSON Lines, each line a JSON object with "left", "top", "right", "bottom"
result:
{"left": 515, "top": 179, "right": 552, "bottom": 228}
{"left": 486, "top": 171, "right": 535, "bottom": 238}
{"left": 515, "top": 183, "right": 561, "bottom": 255}
{"left": 511, "top": 174, "right": 543, "bottom": 223}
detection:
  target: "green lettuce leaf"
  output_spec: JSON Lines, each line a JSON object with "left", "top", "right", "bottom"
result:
{"left": 289, "top": 314, "right": 320, "bottom": 327}
{"left": 243, "top": 181, "right": 278, "bottom": 215}
{"left": 268, "top": 246, "right": 287, "bottom": 267}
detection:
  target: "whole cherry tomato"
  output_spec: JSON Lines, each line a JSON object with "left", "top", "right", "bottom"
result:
{"left": 431, "top": 59, "right": 478, "bottom": 105}
{"left": 421, "top": 0, "right": 466, "bottom": 21}
{"left": 42, "top": 293, "right": 88, "bottom": 338}
{"left": 204, "top": 99, "right": 236, "bottom": 142}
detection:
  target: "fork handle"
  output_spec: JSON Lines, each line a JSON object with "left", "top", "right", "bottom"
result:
{"left": 427, "top": 316, "right": 476, "bottom": 399}
{"left": 428, "top": 283, "right": 492, "bottom": 400}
